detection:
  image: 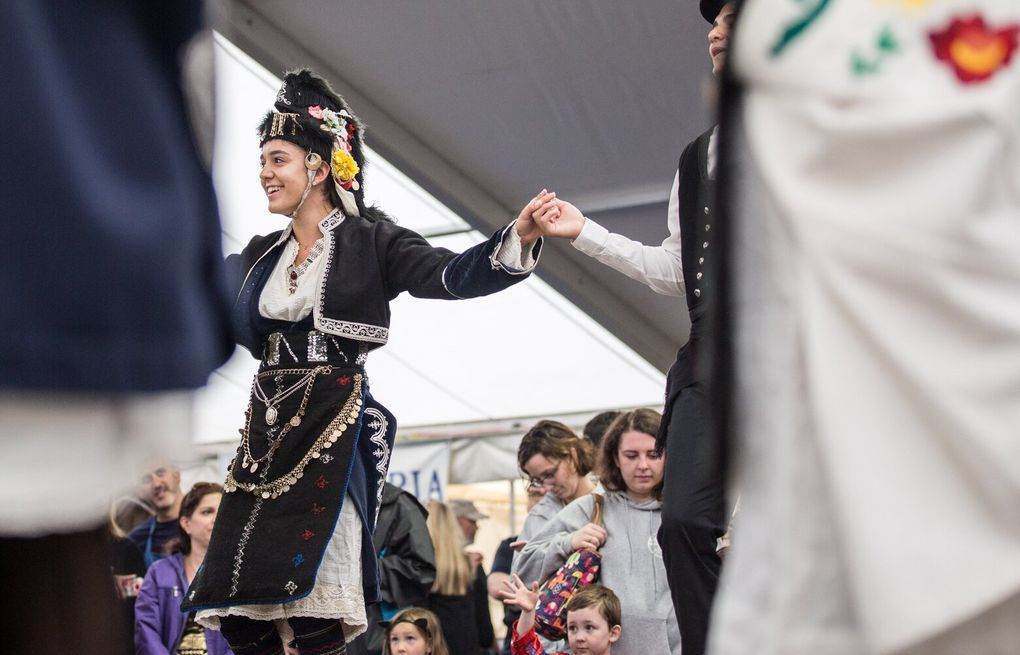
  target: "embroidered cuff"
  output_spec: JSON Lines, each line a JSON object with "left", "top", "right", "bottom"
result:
{"left": 571, "top": 216, "right": 609, "bottom": 256}
{"left": 492, "top": 221, "right": 540, "bottom": 273}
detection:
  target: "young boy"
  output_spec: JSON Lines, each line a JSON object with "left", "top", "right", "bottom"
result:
{"left": 500, "top": 574, "right": 622, "bottom": 655}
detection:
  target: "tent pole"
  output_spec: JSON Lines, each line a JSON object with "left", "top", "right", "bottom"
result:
{"left": 508, "top": 480, "right": 516, "bottom": 535}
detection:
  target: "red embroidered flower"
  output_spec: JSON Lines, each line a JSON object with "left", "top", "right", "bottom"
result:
{"left": 315, "top": 475, "right": 329, "bottom": 489}
{"left": 311, "top": 502, "right": 326, "bottom": 514}
{"left": 336, "top": 375, "right": 350, "bottom": 386}
{"left": 929, "top": 15, "right": 1019, "bottom": 83}
{"left": 302, "top": 530, "right": 315, "bottom": 541}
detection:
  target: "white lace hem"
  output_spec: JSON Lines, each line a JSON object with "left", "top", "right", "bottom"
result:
{"left": 196, "top": 582, "right": 367, "bottom": 641}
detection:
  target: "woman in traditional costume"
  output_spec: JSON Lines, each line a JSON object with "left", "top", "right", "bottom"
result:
{"left": 182, "top": 69, "right": 550, "bottom": 655}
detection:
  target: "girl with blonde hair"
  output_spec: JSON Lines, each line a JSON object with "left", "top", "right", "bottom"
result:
{"left": 383, "top": 607, "right": 448, "bottom": 655}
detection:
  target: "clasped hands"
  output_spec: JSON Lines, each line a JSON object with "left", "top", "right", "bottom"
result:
{"left": 514, "top": 189, "right": 586, "bottom": 244}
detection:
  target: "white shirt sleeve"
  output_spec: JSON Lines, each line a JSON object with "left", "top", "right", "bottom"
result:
{"left": 570, "top": 170, "right": 685, "bottom": 297}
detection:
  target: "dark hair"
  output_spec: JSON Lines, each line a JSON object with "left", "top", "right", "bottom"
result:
{"left": 166, "top": 482, "right": 223, "bottom": 556}
{"left": 564, "top": 584, "right": 622, "bottom": 628}
{"left": 582, "top": 411, "right": 622, "bottom": 449}
{"left": 597, "top": 409, "right": 663, "bottom": 500}
{"left": 517, "top": 420, "right": 594, "bottom": 477}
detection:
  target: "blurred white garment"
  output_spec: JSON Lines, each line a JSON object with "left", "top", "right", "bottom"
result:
{"left": 0, "top": 392, "right": 193, "bottom": 535}
{"left": 710, "top": 2, "right": 1020, "bottom": 655}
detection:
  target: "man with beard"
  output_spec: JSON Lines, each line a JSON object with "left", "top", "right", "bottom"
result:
{"left": 129, "top": 464, "right": 185, "bottom": 569}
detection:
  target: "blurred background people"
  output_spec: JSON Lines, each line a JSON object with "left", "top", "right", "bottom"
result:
{"left": 110, "top": 495, "right": 155, "bottom": 654}
{"left": 515, "top": 409, "right": 679, "bottom": 655}
{"left": 135, "top": 482, "right": 232, "bottom": 655}
{"left": 349, "top": 482, "right": 436, "bottom": 655}
{"left": 426, "top": 501, "right": 496, "bottom": 655}
{"left": 450, "top": 499, "right": 488, "bottom": 547}
{"left": 129, "top": 464, "right": 186, "bottom": 569}
{"left": 582, "top": 411, "right": 622, "bottom": 450}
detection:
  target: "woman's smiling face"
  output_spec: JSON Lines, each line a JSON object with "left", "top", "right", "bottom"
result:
{"left": 259, "top": 139, "right": 311, "bottom": 215}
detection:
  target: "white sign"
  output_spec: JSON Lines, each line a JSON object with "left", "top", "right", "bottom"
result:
{"left": 386, "top": 441, "right": 450, "bottom": 503}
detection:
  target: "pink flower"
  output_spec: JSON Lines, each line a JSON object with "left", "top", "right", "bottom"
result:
{"left": 308, "top": 105, "right": 324, "bottom": 119}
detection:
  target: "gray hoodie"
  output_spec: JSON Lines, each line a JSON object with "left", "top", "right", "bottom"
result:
{"left": 514, "top": 491, "right": 680, "bottom": 655}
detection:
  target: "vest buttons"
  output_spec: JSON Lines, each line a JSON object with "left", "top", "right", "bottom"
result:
{"left": 703, "top": 206, "right": 710, "bottom": 214}
{"left": 702, "top": 241, "right": 709, "bottom": 249}
{"left": 694, "top": 289, "right": 701, "bottom": 298}
{"left": 696, "top": 272, "right": 703, "bottom": 280}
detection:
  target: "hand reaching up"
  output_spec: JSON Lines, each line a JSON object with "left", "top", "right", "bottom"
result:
{"left": 514, "top": 190, "right": 558, "bottom": 245}
{"left": 534, "top": 198, "right": 586, "bottom": 240}
{"left": 499, "top": 573, "right": 541, "bottom": 636}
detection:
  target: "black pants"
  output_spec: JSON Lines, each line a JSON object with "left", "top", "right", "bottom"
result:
{"left": 657, "top": 383, "right": 727, "bottom": 655}
{"left": 220, "top": 614, "right": 347, "bottom": 655}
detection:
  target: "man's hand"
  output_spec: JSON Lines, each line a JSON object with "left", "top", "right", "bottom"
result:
{"left": 534, "top": 199, "right": 585, "bottom": 240}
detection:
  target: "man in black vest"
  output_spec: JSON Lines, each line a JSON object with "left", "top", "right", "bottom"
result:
{"left": 530, "top": 2, "right": 735, "bottom": 654}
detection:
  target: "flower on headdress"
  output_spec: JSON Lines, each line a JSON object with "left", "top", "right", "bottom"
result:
{"left": 308, "top": 105, "right": 324, "bottom": 119}
{"left": 332, "top": 148, "right": 360, "bottom": 183}
{"left": 929, "top": 15, "right": 1019, "bottom": 84}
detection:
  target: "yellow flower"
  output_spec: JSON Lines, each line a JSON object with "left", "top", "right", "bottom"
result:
{"left": 331, "top": 149, "right": 360, "bottom": 182}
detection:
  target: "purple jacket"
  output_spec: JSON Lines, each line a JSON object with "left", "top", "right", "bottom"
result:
{"left": 135, "top": 553, "right": 233, "bottom": 655}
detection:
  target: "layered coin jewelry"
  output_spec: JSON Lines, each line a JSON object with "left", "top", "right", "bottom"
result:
{"left": 286, "top": 238, "right": 325, "bottom": 295}
{"left": 225, "top": 372, "right": 364, "bottom": 499}
{"left": 252, "top": 365, "right": 326, "bottom": 426}
{"left": 241, "top": 365, "right": 332, "bottom": 472}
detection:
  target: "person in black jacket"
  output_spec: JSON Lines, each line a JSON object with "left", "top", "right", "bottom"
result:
{"left": 527, "top": 3, "right": 736, "bottom": 654}
{"left": 349, "top": 483, "right": 436, "bottom": 655}
{"left": 181, "top": 70, "right": 550, "bottom": 655}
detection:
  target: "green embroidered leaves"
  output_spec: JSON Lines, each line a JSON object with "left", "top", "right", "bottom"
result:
{"left": 770, "top": 0, "right": 833, "bottom": 57}
{"left": 851, "top": 26, "right": 900, "bottom": 76}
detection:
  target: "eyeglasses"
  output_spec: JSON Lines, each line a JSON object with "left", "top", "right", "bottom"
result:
{"left": 525, "top": 460, "right": 561, "bottom": 488}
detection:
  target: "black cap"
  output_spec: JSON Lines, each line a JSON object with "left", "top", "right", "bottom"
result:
{"left": 700, "top": 0, "right": 727, "bottom": 23}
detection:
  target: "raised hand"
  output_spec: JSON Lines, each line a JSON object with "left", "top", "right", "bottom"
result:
{"left": 533, "top": 198, "right": 585, "bottom": 240}
{"left": 499, "top": 573, "right": 540, "bottom": 612}
{"left": 569, "top": 521, "right": 607, "bottom": 551}
{"left": 514, "top": 190, "right": 558, "bottom": 245}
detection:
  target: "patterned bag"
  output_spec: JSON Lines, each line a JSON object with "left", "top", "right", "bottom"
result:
{"left": 534, "top": 493, "right": 605, "bottom": 640}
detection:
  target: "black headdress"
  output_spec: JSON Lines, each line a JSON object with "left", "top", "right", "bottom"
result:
{"left": 258, "top": 70, "right": 366, "bottom": 217}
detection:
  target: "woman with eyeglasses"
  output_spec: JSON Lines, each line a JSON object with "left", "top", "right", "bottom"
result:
{"left": 510, "top": 420, "right": 596, "bottom": 557}
{"left": 514, "top": 409, "right": 680, "bottom": 655}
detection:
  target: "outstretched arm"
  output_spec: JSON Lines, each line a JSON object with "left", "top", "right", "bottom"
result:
{"left": 530, "top": 171, "right": 685, "bottom": 297}
{"left": 500, "top": 574, "right": 541, "bottom": 643}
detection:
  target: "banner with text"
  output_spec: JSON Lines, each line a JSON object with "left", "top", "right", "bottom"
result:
{"left": 387, "top": 440, "right": 450, "bottom": 503}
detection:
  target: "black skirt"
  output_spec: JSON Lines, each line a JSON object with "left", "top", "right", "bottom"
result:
{"left": 184, "top": 331, "right": 374, "bottom": 610}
